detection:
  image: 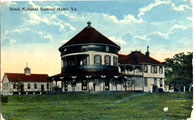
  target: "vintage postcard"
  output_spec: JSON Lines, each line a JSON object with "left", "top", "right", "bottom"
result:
{"left": 1, "top": 0, "right": 193, "bottom": 120}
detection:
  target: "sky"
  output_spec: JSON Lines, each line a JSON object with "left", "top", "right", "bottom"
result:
{"left": 1, "top": 0, "right": 193, "bottom": 78}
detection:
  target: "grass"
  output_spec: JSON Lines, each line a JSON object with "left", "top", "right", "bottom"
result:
{"left": 1, "top": 92, "right": 193, "bottom": 120}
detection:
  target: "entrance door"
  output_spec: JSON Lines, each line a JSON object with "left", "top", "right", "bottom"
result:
{"left": 82, "top": 79, "right": 87, "bottom": 90}
{"left": 41, "top": 85, "right": 44, "bottom": 91}
{"left": 65, "top": 80, "right": 68, "bottom": 91}
{"left": 105, "top": 79, "right": 109, "bottom": 90}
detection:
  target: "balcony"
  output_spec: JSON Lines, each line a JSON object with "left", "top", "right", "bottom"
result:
{"left": 121, "top": 70, "right": 143, "bottom": 77}
{"left": 62, "top": 65, "right": 118, "bottom": 73}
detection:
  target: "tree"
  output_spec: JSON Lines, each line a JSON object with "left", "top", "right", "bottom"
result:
{"left": 163, "top": 52, "right": 193, "bottom": 91}
{"left": 13, "top": 79, "right": 24, "bottom": 93}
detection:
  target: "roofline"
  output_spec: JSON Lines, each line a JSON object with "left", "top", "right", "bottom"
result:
{"left": 140, "top": 52, "right": 163, "bottom": 64}
{"left": 2, "top": 74, "right": 7, "bottom": 83}
{"left": 5, "top": 73, "right": 49, "bottom": 75}
{"left": 91, "top": 27, "right": 121, "bottom": 48}
{"left": 9, "top": 81, "right": 49, "bottom": 82}
{"left": 118, "top": 54, "right": 128, "bottom": 56}
{"left": 59, "top": 43, "right": 121, "bottom": 51}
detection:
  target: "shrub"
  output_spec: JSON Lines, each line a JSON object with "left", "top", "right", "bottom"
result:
{"left": 1, "top": 95, "right": 8, "bottom": 104}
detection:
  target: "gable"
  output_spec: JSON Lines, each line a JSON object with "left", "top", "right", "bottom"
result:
{"left": 2, "top": 74, "right": 8, "bottom": 83}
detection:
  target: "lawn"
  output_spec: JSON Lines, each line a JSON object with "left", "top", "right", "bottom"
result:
{"left": 1, "top": 92, "right": 193, "bottom": 120}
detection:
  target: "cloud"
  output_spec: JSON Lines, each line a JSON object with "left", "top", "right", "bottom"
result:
{"left": 138, "top": 0, "right": 170, "bottom": 18}
{"left": 169, "top": 24, "right": 189, "bottom": 32}
{"left": 149, "top": 31, "right": 169, "bottom": 39}
{"left": 108, "top": 36, "right": 127, "bottom": 45}
{"left": 1, "top": 1, "right": 16, "bottom": 7}
{"left": 29, "top": 1, "right": 40, "bottom": 8}
{"left": 171, "top": 3, "right": 190, "bottom": 11}
{"left": 103, "top": 13, "right": 142, "bottom": 24}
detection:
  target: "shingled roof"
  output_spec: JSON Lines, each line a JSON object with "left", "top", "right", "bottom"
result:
{"left": 59, "top": 22, "right": 120, "bottom": 50}
{"left": 119, "top": 51, "right": 162, "bottom": 65}
{"left": 4, "top": 73, "right": 49, "bottom": 82}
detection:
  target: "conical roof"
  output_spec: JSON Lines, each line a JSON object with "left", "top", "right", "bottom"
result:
{"left": 59, "top": 22, "right": 120, "bottom": 50}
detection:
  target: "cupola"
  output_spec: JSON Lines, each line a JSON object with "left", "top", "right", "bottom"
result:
{"left": 24, "top": 63, "right": 31, "bottom": 75}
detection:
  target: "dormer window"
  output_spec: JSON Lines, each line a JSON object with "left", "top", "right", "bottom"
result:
{"left": 82, "top": 46, "right": 88, "bottom": 51}
{"left": 105, "top": 46, "right": 109, "bottom": 52}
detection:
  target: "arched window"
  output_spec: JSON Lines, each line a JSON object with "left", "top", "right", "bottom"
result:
{"left": 94, "top": 55, "right": 102, "bottom": 65}
{"left": 104, "top": 55, "right": 111, "bottom": 65}
{"left": 113, "top": 56, "right": 118, "bottom": 66}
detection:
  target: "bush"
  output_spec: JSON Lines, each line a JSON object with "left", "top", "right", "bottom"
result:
{"left": 157, "top": 88, "right": 163, "bottom": 93}
{"left": 1, "top": 95, "right": 8, "bottom": 104}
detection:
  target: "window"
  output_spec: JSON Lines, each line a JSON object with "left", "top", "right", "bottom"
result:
{"left": 105, "top": 46, "right": 109, "bottom": 52}
{"left": 151, "top": 66, "right": 157, "bottom": 73}
{"left": 82, "top": 46, "right": 87, "bottom": 51}
{"left": 144, "top": 78, "right": 148, "bottom": 87}
{"left": 113, "top": 56, "right": 118, "bottom": 66}
{"left": 34, "top": 84, "right": 37, "bottom": 89}
{"left": 94, "top": 55, "right": 101, "bottom": 65}
{"left": 63, "top": 57, "right": 67, "bottom": 67}
{"left": 104, "top": 55, "right": 111, "bottom": 65}
{"left": 13, "top": 83, "right": 16, "bottom": 89}
{"left": 28, "top": 84, "right": 31, "bottom": 89}
{"left": 144, "top": 65, "right": 148, "bottom": 73}
{"left": 159, "top": 66, "right": 163, "bottom": 74}
{"left": 47, "top": 84, "right": 49, "bottom": 89}
{"left": 154, "top": 78, "right": 157, "bottom": 85}
{"left": 160, "top": 79, "right": 163, "bottom": 87}
{"left": 82, "top": 57, "right": 87, "bottom": 65}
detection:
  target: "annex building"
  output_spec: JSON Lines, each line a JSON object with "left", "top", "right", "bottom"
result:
{"left": 50, "top": 22, "right": 166, "bottom": 92}
{"left": 2, "top": 66, "right": 51, "bottom": 95}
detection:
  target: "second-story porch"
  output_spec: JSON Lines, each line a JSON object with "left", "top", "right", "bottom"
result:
{"left": 119, "top": 64, "right": 143, "bottom": 77}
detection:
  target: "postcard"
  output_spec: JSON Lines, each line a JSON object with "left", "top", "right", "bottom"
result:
{"left": 1, "top": 1, "right": 193, "bottom": 120}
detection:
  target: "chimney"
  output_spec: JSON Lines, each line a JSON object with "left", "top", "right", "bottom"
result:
{"left": 145, "top": 46, "right": 150, "bottom": 57}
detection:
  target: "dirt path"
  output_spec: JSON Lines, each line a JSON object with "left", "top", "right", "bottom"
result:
{"left": 104, "top": 92, "right": 149, "bottom": 109}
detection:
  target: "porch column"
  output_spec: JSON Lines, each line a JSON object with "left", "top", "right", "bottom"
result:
{"left": 71, "top": 76, "right": 77, "bottom": 92}
{"left": 124, "top": 76, "right": 127, "bottom": 91}
{"left": 89, "top": 53, "right": 93, "bottom": 65}
{"left": 114, "top": 76, "right": 119, "bottom": 91}
{"left": 60, "top": 77, "right": 64, "bottom": 92}
{"left": 86, "top": 76, "right": 92, "bottom": 91}
{"left": 101, "top": 75, "right": 106, "bottom": 91}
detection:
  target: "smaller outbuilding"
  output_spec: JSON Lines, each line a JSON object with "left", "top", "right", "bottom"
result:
{"left": 2, "top": 66, "right": 51, "bottom": 95}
